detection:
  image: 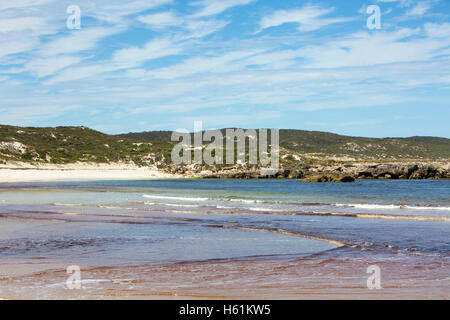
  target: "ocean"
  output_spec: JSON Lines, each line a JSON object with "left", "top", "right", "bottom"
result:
{"left": 0, "top": 179, "right": 448, "bottom": 299}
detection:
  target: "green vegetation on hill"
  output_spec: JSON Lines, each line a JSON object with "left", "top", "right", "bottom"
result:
{"left": 119, "top": 129, "right": 450, "bottom": 162}
{"left": 278, "top": 130, "right": 450, "bottom": 160}
{"left": 118, "top": 130, "right": 173, "bottom": 142}
{"left": 0, "top": 125, "right": 173, "bottom": 166}
{"left": 0, "top": 125, "right": 449, "bottom": 167}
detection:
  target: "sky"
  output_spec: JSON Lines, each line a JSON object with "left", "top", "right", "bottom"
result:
{"left": 0, "top": 0, "right": 449, "bottom": 137}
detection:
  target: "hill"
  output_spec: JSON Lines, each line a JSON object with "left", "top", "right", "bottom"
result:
{"left": 278, "top": 130, "right": 450, "bottom": 161}
{"left": 0, "top": 125, "right": 172, "bottom": 167}
{"left": 1, "top": 125, "right": 449, "bottom": 170}
{"left": 119, "top": 129, "right": 450, "bottom": 163}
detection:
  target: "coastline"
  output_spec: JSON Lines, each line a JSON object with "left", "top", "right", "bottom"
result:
{"left": 1, "top": 161, "right": 449, "bottom": 183}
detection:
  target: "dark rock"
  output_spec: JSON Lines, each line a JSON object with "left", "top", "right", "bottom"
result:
{"left": 302, "top": 174, "right": 355, "bottom": 183}
{"left": 339, "top": 175, "right": 356, "bottom": 182}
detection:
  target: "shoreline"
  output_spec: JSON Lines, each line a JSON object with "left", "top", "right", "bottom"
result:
{"left": 1, "top": 167, "right": 449, "bottom": 183}
{"left": 1, "top": 160, "right": 449, "bottom": 183}
{"left": 0, "top": 162, "right": 177, "bottom": 183}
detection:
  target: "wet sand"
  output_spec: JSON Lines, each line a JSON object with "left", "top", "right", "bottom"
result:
{"left": 0, "top": 212, "right": 447, "bottom": 300}
{"left": 1, "top": 251, "right": 448, "bottom": 300}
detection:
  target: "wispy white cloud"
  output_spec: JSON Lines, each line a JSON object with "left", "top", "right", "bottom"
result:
{"left": 113, "top": 38, "right": 181, "bottom": 66}
{"left": 377, "top": 0, "right": 414, "bottom": 7}
{"left": 0, "top": 0, "right": 172, "bottom": 64}
{"left": 25, "top": 56, "right": 84, "bottom": 78}
{"left": 45, "top": 38, "right": 181, "bottom": 84}
{"left": 259, "top": 5, "right": 352, "bottom": 32}
{"left": 424, "top": 22, "right": 450, "bottom": 38}
{"left": 405, "top": 1, "right": 432, "bottom": 16}
{"left": 138, "top": 11, "right": 229, "bottom": 39}
{"left": 0, "top": 17, "right": 46, "bottom": 33}
{"left": 39, "top": 27, "right": 123, "bottom": 57}
{"left": 78, "top": 0, "right": 173, "bottom": 23}
{"left": 182, "top": 18, "right": 230, "bottom": 39}
{"left": 137, "top": 11, "right": 183, "bottom": 28}
{"left": 298, "top": 27, "right": 450, "bottom": 68}
{"left": 0, "top": 36, "right": 38, "bottom": 60}
{"left": 190, "top": 0, "right": 255, "bottom": 18}
{"left": 0, "top": 3, "right": 60, "bottom": 61}
{"left": 146, "top": 49, "right": 266, "bottom": 79}
{"left": 0, "top": 0, "right": 55, "bottom": 11}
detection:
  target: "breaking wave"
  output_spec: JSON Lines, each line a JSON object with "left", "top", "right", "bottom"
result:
{"left": 143, "top": 195, "right": 209, "bottom": 201}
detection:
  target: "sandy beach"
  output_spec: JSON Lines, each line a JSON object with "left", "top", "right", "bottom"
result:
{"left": 1, "top": 248, "right": 448, "bottom": 300}
{"left": 0, "top": 162, "right": 176, "bottom": 183}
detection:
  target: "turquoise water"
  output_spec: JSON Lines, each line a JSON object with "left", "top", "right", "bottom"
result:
{"left": 0, "top": 179, "right": 449, "bottom": 266}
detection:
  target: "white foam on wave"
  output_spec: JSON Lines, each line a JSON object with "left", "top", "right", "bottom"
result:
{"left": 248, "top": 207, "right": 286, "bottom": 212}
{"left": 52, "top": 202, "right": 84, "bottom": 207}
{"left": 144, "top": 201, "right": 201, "bottom": 208}
{"left": 216, "top": 205, "right": 237, "bottom": 209}
{"left": 336, "top": 203, "right": 450, "bottom": 211}
{"left": 46, "top": 279, "right": 110, "bottom": 288}
{"left": 228, "top": 198, "right": 264, "bottom": 204}
{"left": 143, "top": 194, "right": 209, "bottom": 202}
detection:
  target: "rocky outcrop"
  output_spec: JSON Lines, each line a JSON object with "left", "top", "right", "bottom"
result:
{"left": 196, "top": 162, "right": 449, "bottom": 181}
{"left": 203, "top": 169, "right": 305, "bottom": 179}
{"left": 342, "top": 163, "right": 448, "bottom": 180}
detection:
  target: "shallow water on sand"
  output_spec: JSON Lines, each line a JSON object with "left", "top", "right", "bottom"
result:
{"left": 0, "top": 179, "right": 448, "bottom": 299}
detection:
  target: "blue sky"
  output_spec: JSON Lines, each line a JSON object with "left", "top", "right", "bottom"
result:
{"left": 0, "top": 0, "right": 449, "bottom": 137}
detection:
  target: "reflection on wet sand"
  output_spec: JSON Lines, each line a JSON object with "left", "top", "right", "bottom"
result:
{"left": 1, "top": 251, "right": 448, "bottom": 300}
